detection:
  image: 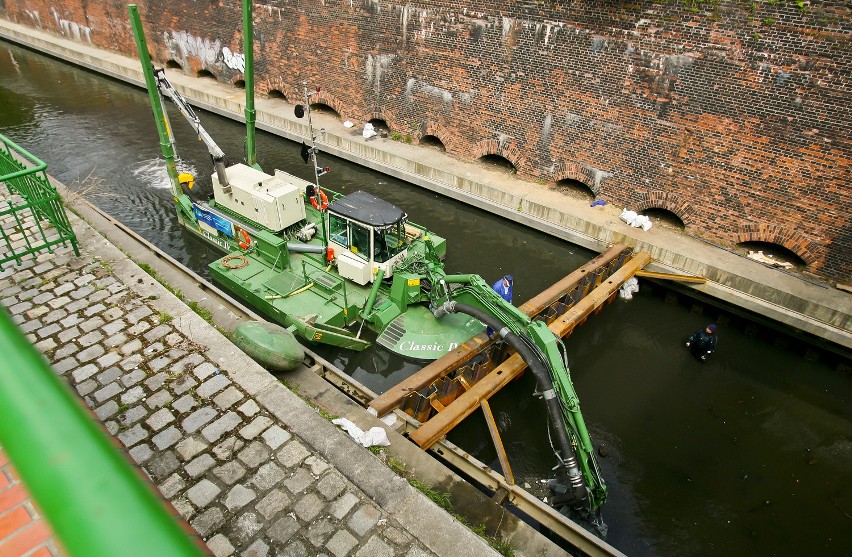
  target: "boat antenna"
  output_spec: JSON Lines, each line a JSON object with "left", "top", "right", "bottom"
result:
{"left": 299, "top": 81, "right": 330, "bottom": 251}
{"left": 300, "top": 82, "right": 330, "bottom": 193}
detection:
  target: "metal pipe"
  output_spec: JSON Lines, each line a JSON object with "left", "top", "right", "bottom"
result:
{"left": 214, "top": 156, "right": 229, "bottom": 189}
{"left": 0, "top": 307, "right": 205, "bottom": 557}
{"left": 362, "top": 268, "right": 386, "bottom": 317}
{"left": 286, "top": 242, "right": 325, "bottom": 254}
{"left": 434, "top": 301, "right": 588, "bottom": 504}
{"left": 0, "top": 134, "right": 47, "bottom": 179}
{"left": 441, "top": 274, "right": 478, "bottom": 284}
{"left": 242, "top": 0, "right": 257, "bottom": 168}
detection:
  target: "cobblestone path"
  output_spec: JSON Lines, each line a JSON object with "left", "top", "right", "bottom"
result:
{"left": 0, "top": 191, "right": 498, "bottom": 557}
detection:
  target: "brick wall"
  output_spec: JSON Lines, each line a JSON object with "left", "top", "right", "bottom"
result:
{"left": 2, "top": 0, "right": 849, "bottom": 281}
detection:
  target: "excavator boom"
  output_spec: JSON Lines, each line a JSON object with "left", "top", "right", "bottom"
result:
{"left": 430, "top": 272, "right": 607, "bottom": 517}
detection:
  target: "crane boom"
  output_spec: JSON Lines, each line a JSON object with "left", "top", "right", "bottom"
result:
{"left": 429, "top": 270, "right": 607, "bottom": 531}
{"left": 150, "top": 68, "right": 231, "bottom": 190}
{"left": 153, "top": 68, "right": 226, "bottom": 161}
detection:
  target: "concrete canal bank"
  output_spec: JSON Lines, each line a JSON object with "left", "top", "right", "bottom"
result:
{"left": 0, "top": 18, "right": 849, "bottom": 351}
{"left": 2, "top": 168, "right": 602, "bottom": 555}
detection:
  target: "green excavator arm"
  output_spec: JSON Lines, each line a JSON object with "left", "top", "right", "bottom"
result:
{"left": 428, "top": 271, "right": 607, "bottom": 517}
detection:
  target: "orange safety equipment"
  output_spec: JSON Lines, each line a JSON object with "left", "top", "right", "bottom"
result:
{"left": 238, "top": 229, "right": 251, "bottom": 249}
{"left": 310, "top": 190, "right": 329, "bottom": 211}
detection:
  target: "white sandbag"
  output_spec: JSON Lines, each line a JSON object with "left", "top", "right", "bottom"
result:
{"left": 631, "top": 214, "right": 652, "bottom": 230}
{"left": 620, "top": 209, "right": 637, "bottom": 225}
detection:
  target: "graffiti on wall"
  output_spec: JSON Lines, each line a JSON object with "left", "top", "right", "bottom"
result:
{"left": 222, "top": 47, "right": 245, "bottom": 73}
{"left": 24, "top": 10, "right": 42, "bottom": 28}
{"left": 164, "top": 30, "right": 222, "bottom": 68}
{"left": 50, "top": 8, "right": 92, "bottom": 43}
{"left": 162, "top": 30, "right": 244, "bottom": 74}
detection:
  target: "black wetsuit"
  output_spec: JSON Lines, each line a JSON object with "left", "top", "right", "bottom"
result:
{"left": 687, "top": 329, "right": 717, "bottom": 361}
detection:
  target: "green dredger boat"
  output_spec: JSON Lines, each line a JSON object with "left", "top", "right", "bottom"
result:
{"left": 129, "top": 3, "right": 608, "bottom": 526}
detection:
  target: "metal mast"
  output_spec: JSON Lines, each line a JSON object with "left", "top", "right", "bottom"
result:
{"left": 242, "top": 0, "right": 259, "bottom": 169}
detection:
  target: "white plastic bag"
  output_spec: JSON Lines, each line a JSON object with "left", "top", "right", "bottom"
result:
{"left": 620, "top": 209, "right": 652, "bottom": 231}
{"left": 632, "top": 214, "right": 653, "bottom": 231}
{"left": 362, "top": 122, "right": 377, "bottom": 139}
{"left": 619, "top": 277, "right": 640, "bottom": 300}
{"left": 620, "top": 209, "right": 637, "bottom": 225}
{"left": 332, "top": 417, "right": 390, "bottom": 447}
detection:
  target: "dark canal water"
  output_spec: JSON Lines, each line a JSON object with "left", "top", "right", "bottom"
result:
{"left": 2, "top": 41, "right": 850, "bottom": 556}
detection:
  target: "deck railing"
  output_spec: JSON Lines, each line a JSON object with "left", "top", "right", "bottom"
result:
{"left": 0, "top": 133, "right": 78, "bottom": 269}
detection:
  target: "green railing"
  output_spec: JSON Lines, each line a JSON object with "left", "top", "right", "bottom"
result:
{"left": 0, "top": 133, "right": 79, "bottom": 269}
{"left": 0, "top": 307, "right": 206, "bottom": 557}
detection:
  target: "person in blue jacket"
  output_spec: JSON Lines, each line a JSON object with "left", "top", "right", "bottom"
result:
{"left": 686, "top": 324, "right": 718, "bottom": 361}
{"left": 486, "top": 275, "right": 513, "bottom": 337}
{"left": 492, "top": 274, "right": 513, "bottom": 303}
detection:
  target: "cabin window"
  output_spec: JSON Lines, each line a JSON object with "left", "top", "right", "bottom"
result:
{"left": 350, "top": 223, "right": 371, "bottom": 261}
{"left": 374, "top": 223, "right": 405, "bottom": 263}
{"left": 329, "top": 214, "right": 349, "bottom": 248}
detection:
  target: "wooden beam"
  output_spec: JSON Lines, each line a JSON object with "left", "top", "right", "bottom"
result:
{"left": 459, "top": 377, "right": 515, "bottom": 485}
{"left": 409, "top": 355, "right": 527, "bottom": 449}
{"left": 369, "top": 244, "right": 631, "bottom": 417}
{"left": 550, "top": 252, "right": 652, "bottom": 336}
{"left": 635, "top": 269, "right": 706, "bottom": 284}
{"left": 369, "top": 333, "right": 490, "bottom": 417}
{"left": 480, "top": 398, "right": 515, "bottom": 485}
{"left": 517, "top": 244, "right": 631, "bottom": 316}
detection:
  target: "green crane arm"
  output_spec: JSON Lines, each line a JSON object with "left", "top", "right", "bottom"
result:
{"left": 431, "top": 273, "right": 607, "bottom": 514}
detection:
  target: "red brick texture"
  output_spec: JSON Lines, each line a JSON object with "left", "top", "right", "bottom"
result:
{"left": 1, "top": 0, "right": 849, "bottom": 281}
{"left": 0, "top": 448, "right": 62, "bottom": 557}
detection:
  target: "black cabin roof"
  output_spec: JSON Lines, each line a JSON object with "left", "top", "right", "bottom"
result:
{"left": 327, "top": 190, "right": 406, "bottom": 227}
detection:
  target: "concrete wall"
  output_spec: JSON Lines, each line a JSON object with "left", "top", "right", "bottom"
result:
{"left": 2, "top": 0, "right": 848, "bottom": 282}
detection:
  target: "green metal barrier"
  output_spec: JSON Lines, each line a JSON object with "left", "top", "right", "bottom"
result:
{"left": 0, "top": 307, "right": 206, "bottom": 557}
{"left": 0, "top": 133, "right": 79, "bottom": 269}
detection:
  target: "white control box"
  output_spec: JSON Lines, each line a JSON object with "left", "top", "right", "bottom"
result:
{"left": 212, "top": 163, "right": 307, "bottom": 231}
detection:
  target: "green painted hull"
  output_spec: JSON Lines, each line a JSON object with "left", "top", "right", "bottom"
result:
{"left": 182, "top": 200, "right": 482, "bottom": 359}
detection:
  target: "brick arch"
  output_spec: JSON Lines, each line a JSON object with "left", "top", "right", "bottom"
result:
{"left": 307, "top": 90, "right": 344, "bottom": 118}
{"left": 365, "top": 111, "right": 401, "bottom": 134}
{"left": 737, "top": 223, "right": 817, "bottom": 265}
{"left": 416, "top": 121, "right": 455, "bottom": 151}
{"left": 196, "top": 68, "right": 218, "bottom": 81}
{"left": 552, "top": 161, "right": 597, "bottom": 192}
{"left": 256, "top": 77, "right": 301, "bottom": 103}
{"left": 633, "top": 190, "right": 694, "bottom": 226}
{"left": 472, "top": 138, "right": 524, "bottom": 171}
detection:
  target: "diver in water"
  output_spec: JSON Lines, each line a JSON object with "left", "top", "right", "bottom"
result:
{"left": 686, "top": 324, "right": 717, "bottom": 361}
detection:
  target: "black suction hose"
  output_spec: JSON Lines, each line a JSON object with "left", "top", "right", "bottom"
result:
{"left": 434, "top": 301, "right": 588, "bottom": 503}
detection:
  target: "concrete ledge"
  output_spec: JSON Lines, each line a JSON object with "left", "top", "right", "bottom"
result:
{"left": 1, "top": 17, "right": 849, "bottom": 350}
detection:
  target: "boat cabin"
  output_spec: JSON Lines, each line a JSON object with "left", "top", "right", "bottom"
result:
{"left": 326, "top": 191, "right": 409, "bottom": 285}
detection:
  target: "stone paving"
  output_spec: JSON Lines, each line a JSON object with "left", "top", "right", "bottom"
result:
{"left": 0, "top": 190, "right": 499, "bottom": 556}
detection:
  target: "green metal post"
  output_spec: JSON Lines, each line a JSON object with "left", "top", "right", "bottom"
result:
{"left": 128, "top": 4, "right": 180, "bottom": 200}
{"left": 242, "top": 0, "right": 259, "bottom": 169}
{"left": 0, "top": 308, "right": 205, "bottom": 557}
